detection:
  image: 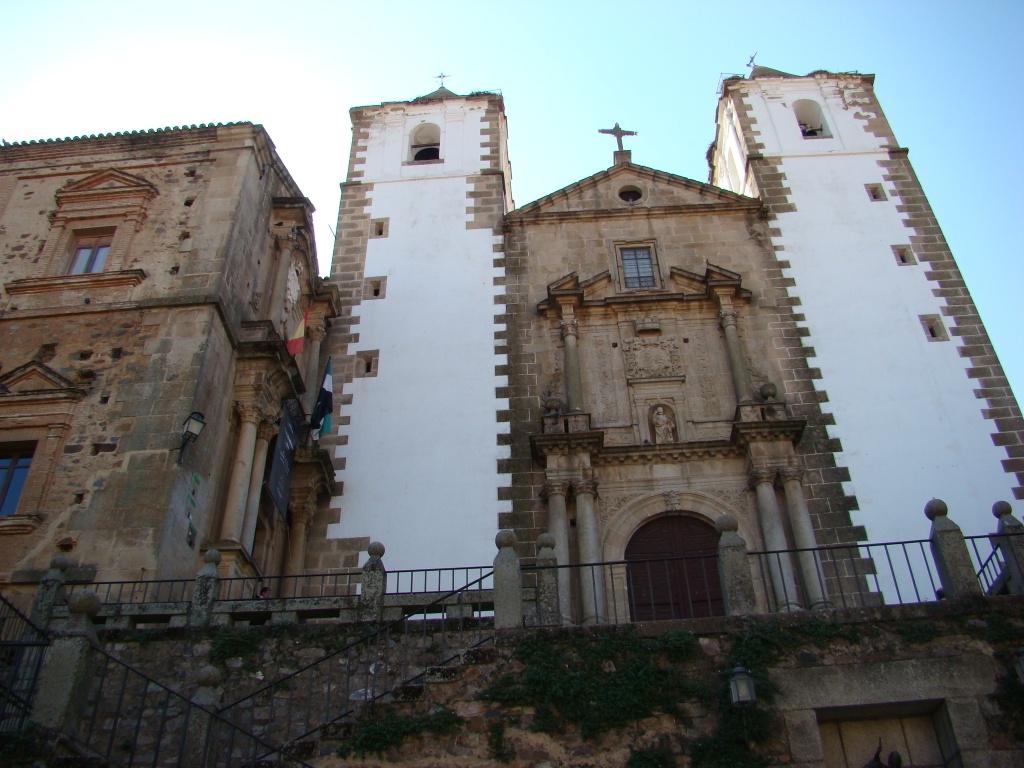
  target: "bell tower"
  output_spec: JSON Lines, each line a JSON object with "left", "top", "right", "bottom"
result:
{"left": 709, "top": 68, "right": 1023, "bottom": 541}
{"left": 322, "top": 87, "right": 514, "bottom": 570}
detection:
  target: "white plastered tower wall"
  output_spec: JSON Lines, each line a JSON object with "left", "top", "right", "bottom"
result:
{"left": 326, "top": 91, "right": 512, "bottom": 570}
{"left": 709, "top": 70, "right": 1023, "bottom": 543}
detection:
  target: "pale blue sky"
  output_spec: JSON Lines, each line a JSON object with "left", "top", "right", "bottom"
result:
{"left": 2, "top": 0, "right": 1021, "bottom": 409}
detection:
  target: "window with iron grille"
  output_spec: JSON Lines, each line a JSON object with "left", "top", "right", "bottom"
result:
{"left": 0, "top": 445, "right": 35, "bottom": 518}
{"left": 620, "top": 246, "right": 657, "bottom": 288}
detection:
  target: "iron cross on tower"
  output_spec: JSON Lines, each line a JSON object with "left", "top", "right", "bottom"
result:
{"left": 598, "top": 122, "right": 637, "bottom": 151}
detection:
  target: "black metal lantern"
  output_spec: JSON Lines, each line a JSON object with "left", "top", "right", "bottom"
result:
{"left": 1013, "top": 647, "right": 1024, "bottom": 684}
{"left": 729, "top": 666, "right": 757, "bottom": 707}
{"left": 177, "top": 412, "right": 206, "bottom": 463}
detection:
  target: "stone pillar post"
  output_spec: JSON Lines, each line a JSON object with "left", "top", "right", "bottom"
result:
{"left": 534, "top": 532, "right": 562, "bottom": 626}
{"left": 189, "top": 550, "right": 221, "bottom": 627}
{"left": 543, "top": 480, "right": 572, "bottom": 625}
{"left": 493, "top": 530, "right": 523, "bottom": 630}
{"left": 181, "top": 665, "right": 222, "bottom": 768}
{"left": 31, "top": 590, "right": 100, "bottom": 733}
{"left": 720, "top": 309, "right": 754, "bottom": 404}
{"left": 926, "top": 499, "right": 982, "bottom": 599}
{"left": 561, "top": 318, "right": 585, "bottom": 412}
{"left": 751, "top": 468, "right": 802, "bottom": 612}
{"left": 359, "top": 542, "right": 386, "bottom": 621}
{"left": 303, "top": 325, "right": 327, "bottom": 414}
{"left": 240, "top": 423, "right": 276, "bottom": 555}
{"left": 30, "top": 555, "right": 69, "bottom": 629}
{"left": 284, "top": 500, "right": 315, "bottom": 597}
{"left": 219, "top": 402, "right": 263, "bottom": 543}
{"left": 574, "top": 478, "right": 605, "bottom": 624}
{"left": 993, "top": 501, "right": 1024, "bottom": 595}
{"left": 780, "top": 469, "right": 830, "bottom": 609}
{"left": 715, "top": 514, "right": 757, "bottom": 616}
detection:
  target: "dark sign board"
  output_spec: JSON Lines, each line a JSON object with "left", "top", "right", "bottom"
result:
{"left": 266, "top": 399, "right": 300, "bottom": 515}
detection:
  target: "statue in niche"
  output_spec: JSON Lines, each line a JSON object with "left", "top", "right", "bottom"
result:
{"left": 283, "top": 257, "right": 303, "bottom": 315}
{"left": 650, "top": 405, "right": 677, "bottom": 445}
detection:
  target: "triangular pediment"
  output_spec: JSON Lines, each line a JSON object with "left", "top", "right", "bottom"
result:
{"left": 508, "top": 162, "right": 758, "bottom": 221}
{"left": 0, "top": 361, "right": 83, "bottom": 396}
{"left": 57, "top": 169, "right": 158, "bottom": 203}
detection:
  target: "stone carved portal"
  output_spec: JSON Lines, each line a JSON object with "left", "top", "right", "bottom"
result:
{"left": 649, "top": 404, "right": 678, "bottom": 445}
{"left": 621, "top": 336, "right": 682, "bottom": 380}
{"left": 624, "top": 515, "right": 723, "bottom": 620}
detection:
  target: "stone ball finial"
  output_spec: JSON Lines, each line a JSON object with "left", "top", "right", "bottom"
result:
{"left": 993, "top": 500, "right": 1013, "bottom": 519}
{"left": 536, "top": 533, "right": 556, "bottom": 550}
{"left": 204, "top": 549, "right": 221, "bottom": 566}
{"left": 715, "top": 514, "right": 739, "bottom": 534}
{"left": 759, "top": 382, "right": 777, "bottom": 402}
{"left": 495, "top": 530, "right": 517, "bottom": 550}
{"left": 49, "top": 554, "right": 70, "bottom": 572}
{"left": 68, "top": 590, "right": 101, "bottom": 616}
{"left": 196, "top": 665, "right": 223, "bottom": 688}
{"left": 924, "top": 498, "right": 948, "bottom": 521}
{"left": 367, "top": 541, "right": 385, "bottom": 558}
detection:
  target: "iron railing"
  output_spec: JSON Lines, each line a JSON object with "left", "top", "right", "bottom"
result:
{"left": 75, "top": 645, "right": 314, "bottom": 767}
{"left": 219, "top": 570, "right": 362, "bottom": 600}
{"left": 385, "top": 566, "right": 494, "bottom": 595}
{"left": 65, "top": 578, "right": 194, "bottom": 605}
{"left": 0, "top": 593, "right": 48, "bottom": 732}
{"left": 215, "top": 570, "right": 495, "bottom": 754}
{"left": 966, "top": 531, "right": 1024, "bottom": 596}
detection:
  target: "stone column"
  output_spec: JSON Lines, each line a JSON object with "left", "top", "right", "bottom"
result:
{"left": 359, "top": 542, "right": 386, "bottom": 621}
{"left": 543, "top": 480, "right": 572, "bottom": 624}
{"left": 219, "top": 402, "right": 263, "bottom": 543}
{"left": 574, "top": 478, "right": 605, "bottom": 624}
{"left": 31, "top": 555, "right": 69, "bottom": 629}
{"left": 31, "top": 590, "right": 100, "bottom": 734}
{"left": 926, "top": 499, "right": 982, "bottom": 599}
{"left": 240, "top": 423, "right": 276, "bottom": 555}
{"left": 303, "top": 324, "right": 327, "bottom": 414}
{"left": 993, "top": 501, "right": 1024, "bottom": 595}
{"left": 494, "top": 530, "right": 523, "bottom": 630}
{"left": 720, "top": 309, "right": 754, "bottom": 404}
{"left": 751, "top": 468, "right": 802, "bottom": 612}
{"left": 561, "top": 318, "right": 585, "bottom": 412}
{"left": 534, "top": 533, "right": 562, "bottom": 626}
{"left": 780, "top": 469, "right": 830, "bottom": 609}
{"left": 715, "top": 515, "right": 757, "bottom": 616}
{"left": 189, "top": 550, "right": 221, "bottom": 627}
{"left": 284, "top": 500, "right": 315, "bottom": 597}
{"left": 181, "top": 666, "right": 222, "bottom": 768}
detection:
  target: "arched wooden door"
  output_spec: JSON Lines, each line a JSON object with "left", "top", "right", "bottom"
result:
{"left": 624, "top": 515, "right": 724, "bottom": 620}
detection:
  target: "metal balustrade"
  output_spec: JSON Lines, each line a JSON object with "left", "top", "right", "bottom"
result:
{"left": 0, "top": 594, "right": 48, "bottom": 732}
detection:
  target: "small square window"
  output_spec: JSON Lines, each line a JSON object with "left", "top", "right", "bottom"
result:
{"left": 620, "top": 246, "right": 658, "bottom": 289}
{"left": 892, "top": 245, "right": 917, "bottom": 266}
{"left": 865, "top": 184, "right": 887, "bottom": 202}
{"left": 68, "top": 230, "right": 114, "bottom": 275}
{"left": 0, "top": 444, "right": 35, "bottom": 518}
{"left": 920, "top": 314, "right": 949, "bottom": 342}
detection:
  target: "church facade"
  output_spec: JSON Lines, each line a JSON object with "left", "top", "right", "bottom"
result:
{"left": 324, "top": 69, "right": 1022, "bottom": 616}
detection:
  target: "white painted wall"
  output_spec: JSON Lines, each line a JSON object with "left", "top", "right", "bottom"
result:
{"left": 329, "top": 98, "right": 511, "bottom": 571}
{"left": 714, "top": 78, "right": 1018, "bottom": 542}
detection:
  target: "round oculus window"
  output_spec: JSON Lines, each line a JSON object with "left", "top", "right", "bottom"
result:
{"left": 618, "top": 185, "right": 643, "bottom": 203}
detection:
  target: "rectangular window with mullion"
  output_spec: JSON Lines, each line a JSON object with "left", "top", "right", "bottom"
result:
{"left": 621, "top": 246, "right": 656, "bottom": 288}
{"left": 0, "top": 445, "right": 34, "bottom": 518}
{"left": 68, "top": 233, "right": 112, "bottom": 275}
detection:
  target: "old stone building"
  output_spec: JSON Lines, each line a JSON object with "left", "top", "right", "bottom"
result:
{"left": 0, "top": 124, "right": 344, "bottom": 588}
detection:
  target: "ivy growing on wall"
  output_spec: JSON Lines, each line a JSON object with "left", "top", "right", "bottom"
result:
{"left": 335, "top": 708, "right": 464, "bottom": 758}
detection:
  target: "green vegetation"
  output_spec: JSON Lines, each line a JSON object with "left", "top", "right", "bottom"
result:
{"left": 893, "top": 621, "right": 939, "bottom": 644}
{"left": 486, "top": 718, "right": 516, "bottom": 763}
{"left": 481, "top": 627, "right": 710, "bottom": 741}
{"left": 336, "top": 708, "right": 464, "bottom": 758}
{"left": 627, "top": 740, "right": 677, "bottom": 768}
{"left": 208, "top": 627, "right": 262, "bottom": 664}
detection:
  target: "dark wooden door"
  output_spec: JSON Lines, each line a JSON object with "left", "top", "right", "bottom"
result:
{"left": 625, "top": 515, "right": 723, "bottom": 620}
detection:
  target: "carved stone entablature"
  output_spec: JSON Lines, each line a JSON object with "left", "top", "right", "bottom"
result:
{"left": 731, "top": 416, "right": 806, "bottom": 447}
{"left": 634, "top": 315, "right": 661, "bottom": 334}
{"left": 596, "top": 441, "right": 742, "bottom": 466}
{"left": 531, "top": 431, "right": 604, "bottom": 466}
{"left": 622, "top": 336, "right": 683, "bottom": 381}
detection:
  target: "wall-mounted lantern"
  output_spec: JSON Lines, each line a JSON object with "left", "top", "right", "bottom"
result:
{"left": 177, "top": 411, "right": 206, "bottom": 463}
{"left": 729, "top": 666, "right": 757, "bottom": 707}
{"left": 1012, "top": 647, "right": 1024, "bottom": 684}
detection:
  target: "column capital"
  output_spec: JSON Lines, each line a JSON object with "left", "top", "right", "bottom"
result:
{"left": 749, "top": 467, "right": 777, "bottom": 487}
{"left": 778, "top": 468, "right": 804, "bottom": 484}
{"left": 719, "top": 309, "right": 740, "bottom": 329}
{"left": 235, "top": 401, "right": 264, "bottom": 425}
{"left": 560, "top": 318, "right": 579, "bottom": 340}
{"left": 573, "top": 478, "right": 599, "bottom": 497}
{"left": 257, "top": 423, "right": 278, "bottom": 442}
{"left": 289, "top": 500, "right": 316, "bottom": 527}
{"left": 542, "top": 480, "right": 571, "bottom": 499}
{"left": 307, "top": 325, "right": 327, "bottom": 343}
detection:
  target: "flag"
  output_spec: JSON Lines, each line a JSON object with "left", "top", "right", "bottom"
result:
{"left": 310, "top": 358, "right": 333, "bottom": 439}
{"left": 286, "top": 306, "right": 309, "bottom": 356}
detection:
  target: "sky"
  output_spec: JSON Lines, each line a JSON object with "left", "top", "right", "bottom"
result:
{"left": 1, "top": 0, "right": 1021, "bottom": 404}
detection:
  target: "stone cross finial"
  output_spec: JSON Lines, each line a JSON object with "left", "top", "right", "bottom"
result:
{"left": 598, "top": 122, "right": 637, "bottom": 151}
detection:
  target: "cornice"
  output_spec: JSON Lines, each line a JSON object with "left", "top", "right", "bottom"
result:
{"left": 5, "top": 269, "right": 147, "bottom": 295}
